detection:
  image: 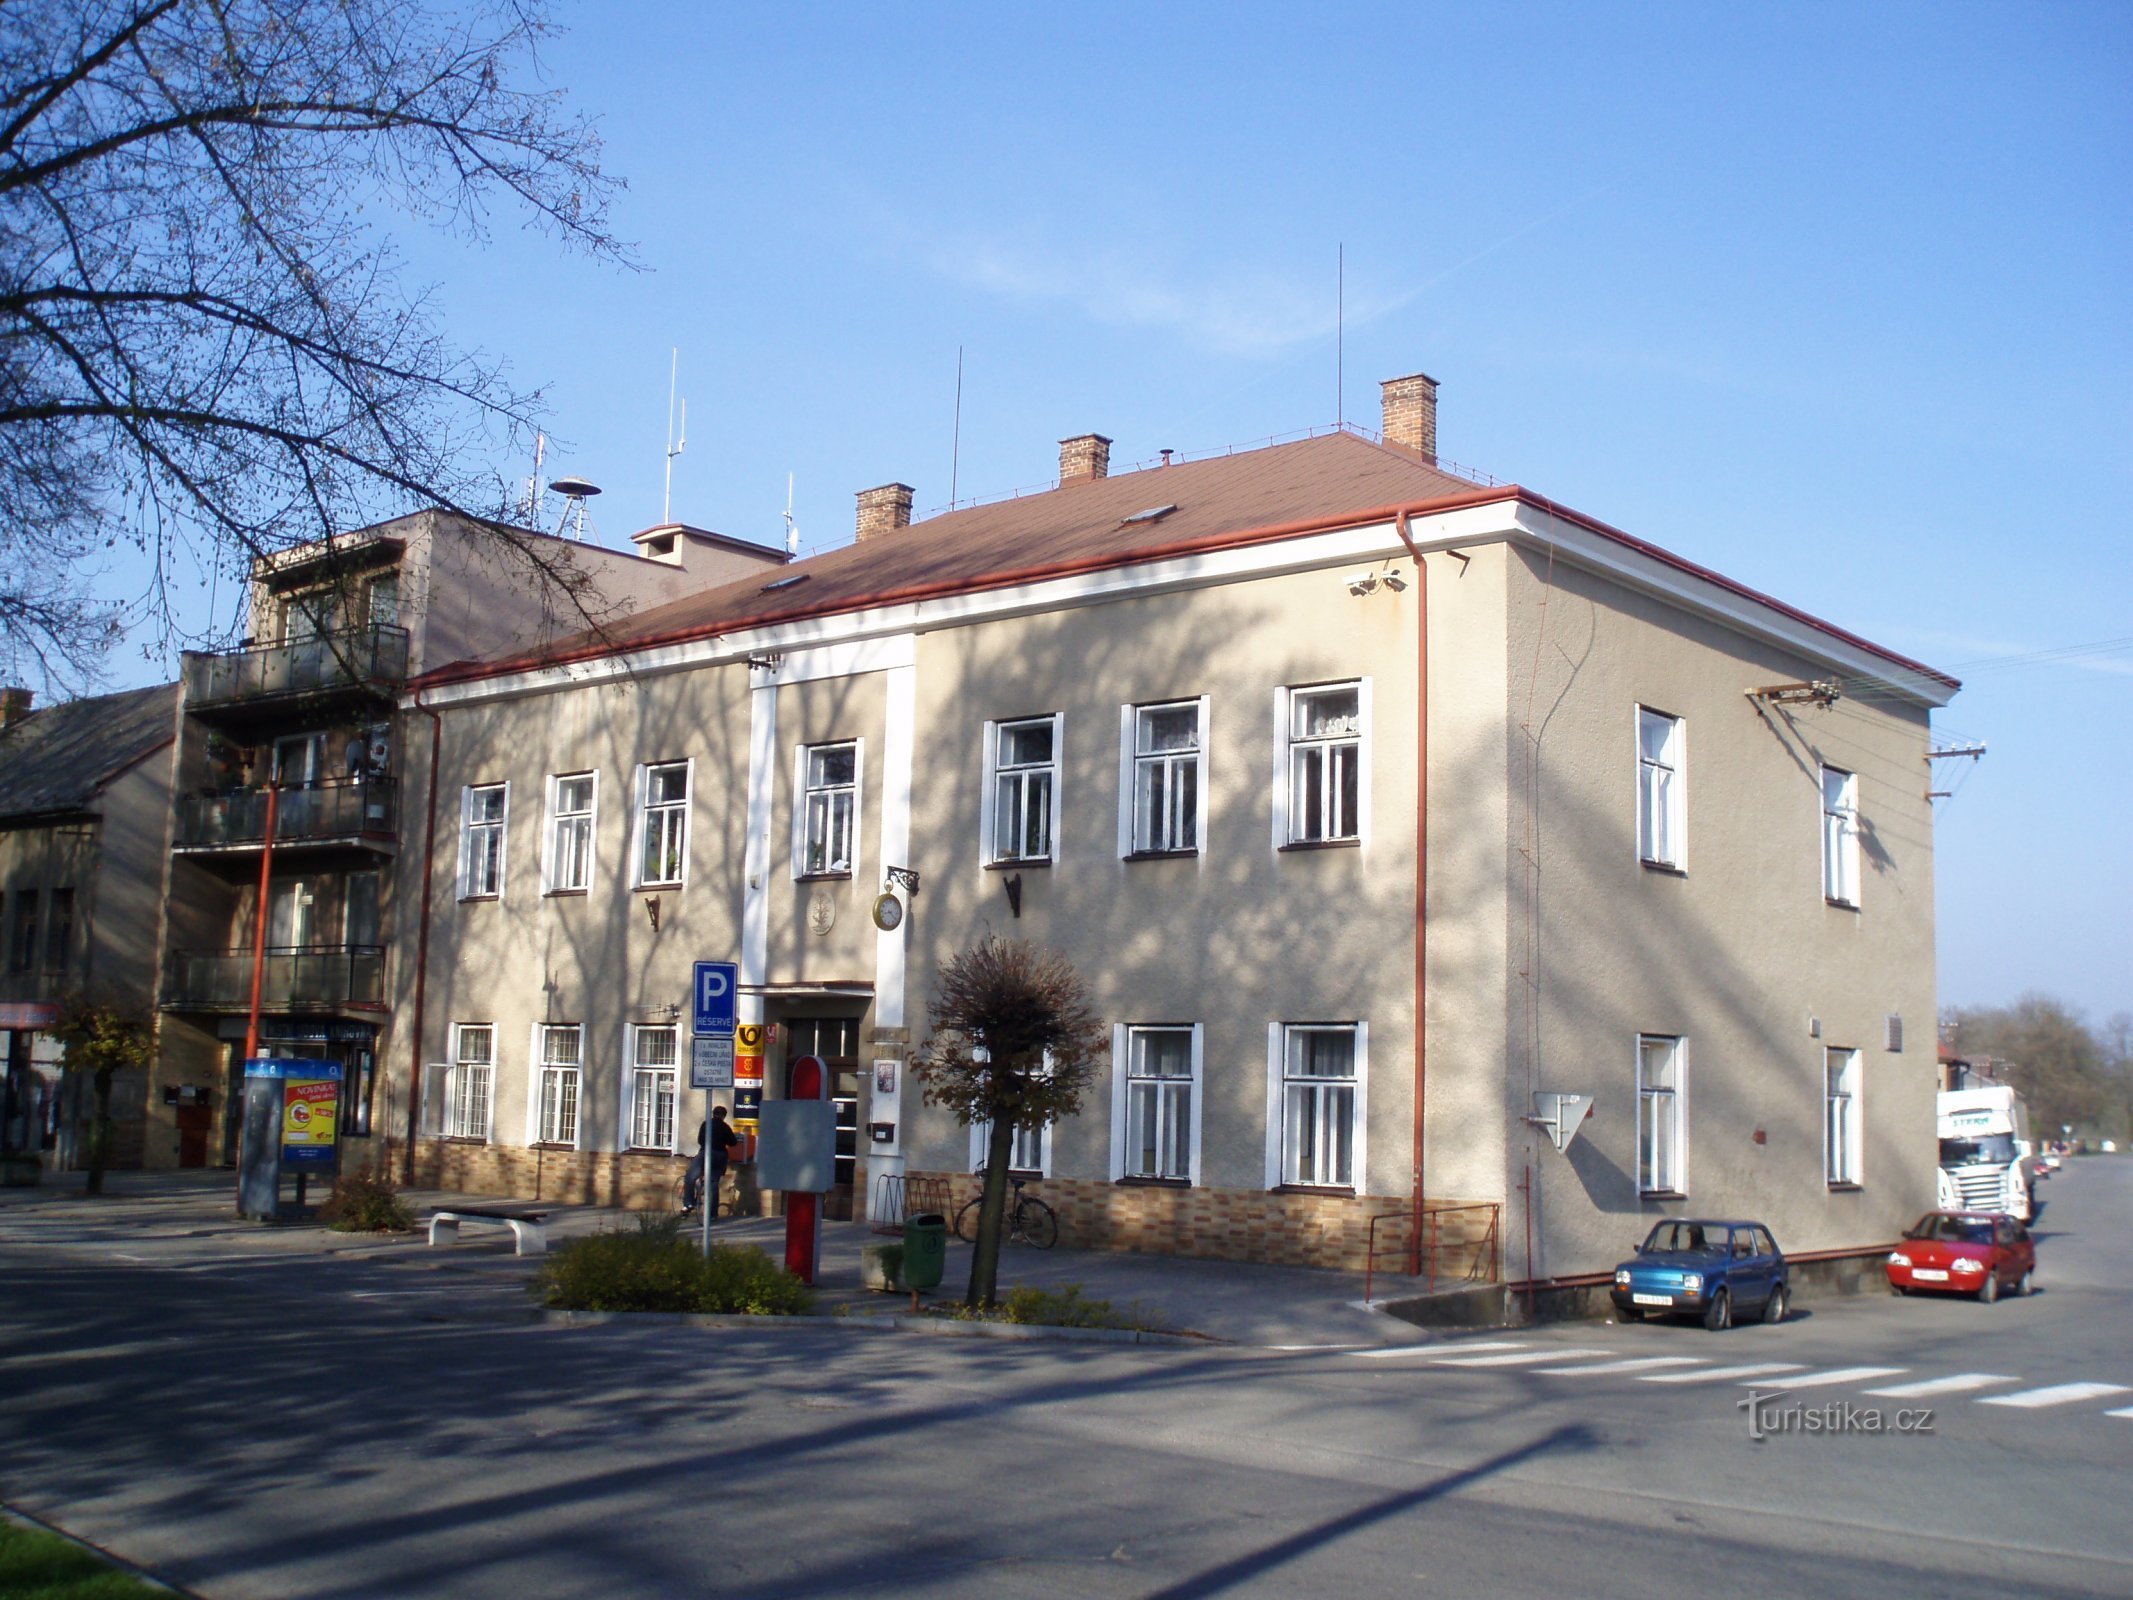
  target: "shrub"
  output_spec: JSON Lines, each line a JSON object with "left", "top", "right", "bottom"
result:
{"left": 318, "top": 1169, "right": 415, "bottom": 1232}
{"left": 995, "top": 1283, "right": 1147, "bottom": 1328}
{"left": 534, "top": 1225, "right": 813, "bottom": 1316}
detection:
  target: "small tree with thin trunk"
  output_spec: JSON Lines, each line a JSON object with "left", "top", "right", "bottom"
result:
{"left": 49, "top": 995, "right": 153, "bottom": 1195}
{"left": 914, "top": 936, "right": 1104, "bottom": 1309}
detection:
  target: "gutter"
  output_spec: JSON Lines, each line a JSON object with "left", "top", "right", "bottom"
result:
{"left": 1393, "top": 511, "right": 1429, "bottom": 1273}
{"left": 402, "top": 686, "right": 443, "bottom": 1186}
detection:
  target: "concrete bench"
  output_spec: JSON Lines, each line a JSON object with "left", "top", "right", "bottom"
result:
{"left": 428, "top": 1208, "right": 549, "bottom": 1256}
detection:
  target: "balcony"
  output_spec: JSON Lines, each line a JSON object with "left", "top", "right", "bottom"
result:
{"left": 174, "top": 778, "right": 399, "bottom": 860}
{"left": 182, "top": 624, "right": 410, "bottom": 724}
{"left": 163, "top": 945, "right": 386, "bottom": 1012}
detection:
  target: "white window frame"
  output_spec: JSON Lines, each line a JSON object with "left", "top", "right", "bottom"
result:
{"left": 1822, "top": 765, "right": 1860, "bottom": 906}
{"left": 543, "top": 771, "right": 599, "bottom": 894}
{"left": 1637, "top": 1034, "right": 1686, "bottom": 1197}
{"left": 792, "top": 738, "right": 863, "bottom": 878}
{"left": 457, "top": 783, "right": 507, "bottom": 900}
{"left": 1636, "top": 706, "right": 1685, "bottom": 869}
{"left": 1825, "top": 1046, "right": 1862, "bottom": 1187}
{"left": 442, "top": 1023, "right": 495, "bottom": 1142}
{"left": 1265, "top": 1022, "right": 1367, "bottom": 1192}
{"left": 530, "top": 1023, "right": 584, "bottom": 1149}
{"left": 967, "top": 1046, "right": 1054, "bottom": 1176}
{"left": 625, "top": 1023, "right": 680, "bottom": 1153}
{"left": 632, "top": 760, "right": 693, "bottom": 889}
{"left": 981, "top": 713, "right": 1064, "bottom": 866}
{"left": 1119, "top": 697, "right": 1210, "bottom": 858}
{"left": 1108, "top": 1023, "right": 1203, "bottom": 1185}
{"left": 1273, "top": 680, "right": 1370, "bottom": 849}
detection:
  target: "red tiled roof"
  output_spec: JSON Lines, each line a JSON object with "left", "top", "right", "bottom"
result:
{"left": 419, "top": 430, "right": 1956, "bottom": 694}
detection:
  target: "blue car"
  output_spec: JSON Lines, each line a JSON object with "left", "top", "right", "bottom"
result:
{"left": 1610, "top": 1219, "right": 1788, "bottom": 1331}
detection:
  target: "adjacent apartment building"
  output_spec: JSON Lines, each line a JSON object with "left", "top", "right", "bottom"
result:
{"left": 142, "top": 510, "right": 789, "bottom": 1169}
{"left": 385, "top": 370, "right": 1957, "bottom": 1284}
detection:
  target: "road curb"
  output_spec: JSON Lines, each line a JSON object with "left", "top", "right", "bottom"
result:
{"left": 2, "top": 1504, "right": 202, "bottom": 1597}
{"left": 539, "top": 1307, "right": 1215, "bottom": 1346}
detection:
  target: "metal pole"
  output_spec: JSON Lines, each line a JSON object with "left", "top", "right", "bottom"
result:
{"left": 243, "top": 783, "right": 278, "bottom": 1063}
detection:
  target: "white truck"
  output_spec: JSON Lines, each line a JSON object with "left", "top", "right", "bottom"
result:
{"left": 1936, "top": 1086, "right": 2034, "bottom": 1220}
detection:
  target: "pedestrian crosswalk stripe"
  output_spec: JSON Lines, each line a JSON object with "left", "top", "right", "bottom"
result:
{"left": 1744, "top": 1366, "right": 1906, "bottom": 1389}
{"left": 1531, "top": 1356, "right": 1705, "bottom": 1376}
{"left": 1640, "top": 1362, "right": 1805, "bottom": 1384}
{"left": 1979, "top": 1382, "right": 2132, "bottom": 1410}
{"left": 2106, "top": 1407, "right": 2133, "bottom": 1419}
{"left": 1430, "top": 1346, "right": 1613, "bottom": 1367}
{"left": 1864, "top": 1373, "right": 2017, "bottom": 1398}
{"left": 1349, "top": 1340, "right": 1526, "bottom": 1359}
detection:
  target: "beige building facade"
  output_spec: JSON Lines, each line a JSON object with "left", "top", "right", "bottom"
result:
{"left": 380, "top": 375, "right": 1955, "bottom": 1284}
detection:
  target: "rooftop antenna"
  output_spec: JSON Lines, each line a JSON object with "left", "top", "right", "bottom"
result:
{"left": 526, "top": 431, "right": 548, "bottom": 527}
{"left": 1336, "top": 243, "right": 1344, "bottom": 428}
{"left": 550, "top": 476, "right": 601, "bottom": 543}
{"left": 950, "top": 345, "right": 964, "bottom": 509}
{"left": 783, "top": 472, "right": 800, "bottom": 556}
{"left": 663, "top": 348, "right": 687, "bottom": 524}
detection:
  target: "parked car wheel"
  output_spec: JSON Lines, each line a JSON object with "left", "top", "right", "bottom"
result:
{"left": 1619, "top": 1306, "right": 1645, "bottom": 1322}
{"left": 1889, "top": 1281, "right": 1908, "bottom": 1296}
{"left": 1762, "top": 1282, "right": 1788, "bottom": 1325}
{"left": 2015, "top": 1267, "right": 2034, "bottom": 1298}
{"left": 1704, "top": 1288, "right": 1732, "bottom": 1331}
{"left": 1979, "top": 1271, "right": 1999, "bottom": 1305}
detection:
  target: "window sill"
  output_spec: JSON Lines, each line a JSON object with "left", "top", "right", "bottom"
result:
{"left": 531, "top": 1141, "right": 578, "bottom": 1153}
{"left": 1116, "top": 1175, "right": 1192, "bottom": 1189}
{"left": 543, "top": 887, "right": 589, "bottom": 898}
{"left": 1824, "top": 897, "right": 1860, "bottom": 912}
{"left": 437, "top": 1135, "right": 490, "bottom": 1146}
{"left": 985, "top": 857, "right": 1052, "bottom": 871}
{"left": 1639, "top": 1190, "right": 1687, "bottom": 1202}
{"left": 636, "top": 880, "right": 684, "bottom": 892}
{"left": 1639, "top": 859, "right": 1686, "bottom": 877}
{"left": 794, "top": 871, "right": 852, "bottom": 884}
{"left": 1278, "top": 837, "right": 1360, "bottom": 853}
{"left": 1123, "top": 849, "right": 1198, "bottom": 863}
{"left": 1826, "top": 1182, "right": 1863, "bottom": 1193}
{"left": 457, "top": 893, "right": 500, "bottom": 904}
{"left": 628, "top": 1146, "right": 680, "bottom": 1157}
{"left": 1274, "top": 1183, "right": 1356, "bottom": 1197}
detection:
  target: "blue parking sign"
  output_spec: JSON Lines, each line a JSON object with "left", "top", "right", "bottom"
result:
{"left": 693, "top": 960, "right": 738, "bottom": 1036}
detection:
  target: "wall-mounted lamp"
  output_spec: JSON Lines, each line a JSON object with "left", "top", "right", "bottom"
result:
{"left": 1002, "top": 872, "right": 1023, "bottom": 918}
{"left": 643, "top": 894, "right": 661, "bottom": 931}
{"left": 884, "top": 865, "right": 920, "bottom": 897}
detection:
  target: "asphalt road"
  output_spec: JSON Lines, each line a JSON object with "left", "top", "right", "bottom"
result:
{"left": 3, "top": 1161, "right": 2130, "bottom": 1598}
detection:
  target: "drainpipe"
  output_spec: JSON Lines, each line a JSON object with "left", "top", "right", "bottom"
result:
{"left": 402, "top": 688, "right": 442, "bottom": 1186}
{"left": 1393, "top": 511, "right": 1429, "bottom": 1277}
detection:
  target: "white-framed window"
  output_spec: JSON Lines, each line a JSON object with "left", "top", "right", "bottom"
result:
{"left": 534, "top": 1024, "right": 582, "bottom": 1147}
{"left": 1821, "top": 765, "right": 1859, "bottom": 906}
{"left": 1277, "top": 682, "right": 1365, "bottom": 846}
{"left": 983, "top": 715, "right": 1062, "bottom": 865}
{"left": 1121, "top": 698, "right": 1208, "bottom": 857}
{"left": 1637, "top": 1034, "right": 1684, "bottom": 1196}
{"left": 627, "top": 1025, "right": 679, "bottom": 1152}
{"left": 968, "top": 1046, "right": 1052, "bottom": 1175}
{"left": 444, "top": 1024, "right": 494, "bottom": 1141}
{"left": 1270, "top": 1023, "right": 1363, "bottom": 1190}
{"left": 1825, "top": 1046, "right": 1861, "bottom": 1186}
{"left": 544, "top": 772, "right": 597, "bottom": 894}
{"left": 1110, "top": 1024, "right": 1201, "bottom": 1184}
{"left": 457, "top": 784, "right": 506, "bottom": 899}
{"left": 795, "top": 739, "right": 861, "bottom": 877}
{"left": 1637, "top": 706, "right": 1685, "bottom": 868}
{"left": 635, "top": 761, "right": 691, "bottom": 887}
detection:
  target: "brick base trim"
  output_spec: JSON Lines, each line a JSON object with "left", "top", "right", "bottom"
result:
{"left": 406, "top": 1139, "right": 753, "bottom": 1214}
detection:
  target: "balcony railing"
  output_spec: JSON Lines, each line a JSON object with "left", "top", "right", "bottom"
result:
{"left": 183, "top": 624, "right": 410, "bottom": 708}
{"left": 164, "top": 945, "right": 385, "bottom": 1010}
{"left": 174, "top": 778, "right": 399, "bottom": 852}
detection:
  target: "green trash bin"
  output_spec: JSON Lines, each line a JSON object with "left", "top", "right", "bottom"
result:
{"left": 902, "top": 1212, "right": 948, "bottom": 1291}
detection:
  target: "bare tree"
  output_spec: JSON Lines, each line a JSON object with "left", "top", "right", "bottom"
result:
{"left": 915, "top": 936, "right": 1105, "bottom": 1309}
{"left": 0, "top": 0, "right": 628, "bottom": 693}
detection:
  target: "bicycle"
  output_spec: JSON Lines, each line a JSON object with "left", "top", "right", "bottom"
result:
{"left": 954, "top": 1174, "right": 1058, "bottom": 1249}
{"left": 675, "top": 1166, "right": 731, "bottom": 1220}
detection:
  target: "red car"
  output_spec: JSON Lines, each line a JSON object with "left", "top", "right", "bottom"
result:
{"left": 1887, "top": 1211, "right": 2035, "bottom": 1302}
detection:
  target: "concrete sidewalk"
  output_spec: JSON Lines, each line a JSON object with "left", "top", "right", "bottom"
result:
{"left": 0, "top": 1166, "right": 1496, "bottom": 1346}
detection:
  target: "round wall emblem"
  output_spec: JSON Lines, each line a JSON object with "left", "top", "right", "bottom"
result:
{"left": 807, "top": 888, "right": 836, "bottom": 937}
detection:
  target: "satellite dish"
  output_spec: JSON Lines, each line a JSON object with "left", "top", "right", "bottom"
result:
{"left": 549, "top": 477, "right": 602, "bottom": 499}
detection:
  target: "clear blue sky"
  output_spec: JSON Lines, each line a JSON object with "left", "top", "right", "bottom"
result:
{"left": 95, "top": 2, "right": 2130, "bottom": 1024}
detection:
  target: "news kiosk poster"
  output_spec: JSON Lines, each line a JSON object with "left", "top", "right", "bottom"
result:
{"left": 246, "top": 1059, "right": 344, "bottom": 1168}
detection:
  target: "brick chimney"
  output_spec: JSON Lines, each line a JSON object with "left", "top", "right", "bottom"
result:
{"left": 1380, "top": 372, "right": 1439, "bottom": 464}
{"left": 854, "top": 483, "right": 914, "bottom": 541}
{"left": 0, "top": 687, "right": 31, "bottom": 730}
{"left": 1059, "top": 433, "right": 1112, "bottom": 485}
